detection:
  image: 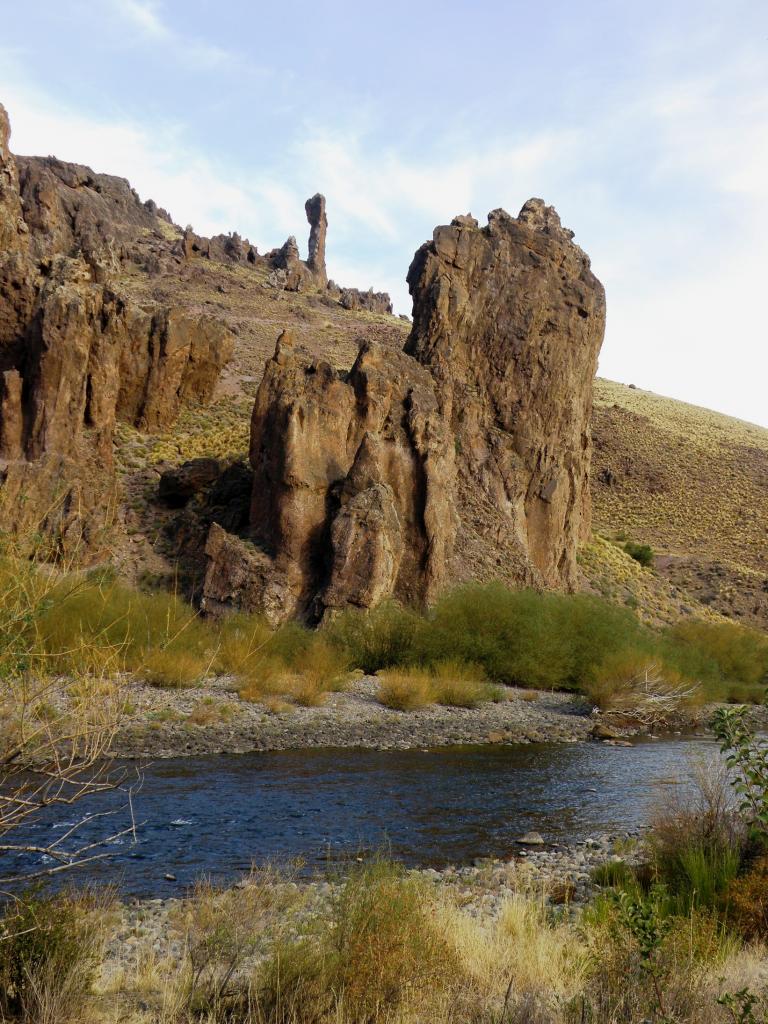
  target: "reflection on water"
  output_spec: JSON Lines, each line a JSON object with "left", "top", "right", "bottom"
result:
{"left": 5, "top": 738, "right": 717, "bottom": 897}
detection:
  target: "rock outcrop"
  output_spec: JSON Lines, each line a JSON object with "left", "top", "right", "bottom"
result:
{"left": 204, "top": 201, "right": 605, "bottom": 621}
{"left": 405, "top": 201, "right": 606, "bottom": 590}
{"left": 233, "top": 329, "right": 456, "bottom": 622}
{"left": 305, "top": 193, "right": 327, "bottom": 285}
{"left": 0, "top": 104, "right": 233, "bottom": 555}
{"left": 338, "top": 287, "right": 393, "bottom": 315}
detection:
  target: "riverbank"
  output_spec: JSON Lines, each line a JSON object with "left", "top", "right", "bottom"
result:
{"left": 112, "top": 675, "right": 604, "bottom": 758}
{"left": 99, "top": 831, "right": 640, "bottom": 988}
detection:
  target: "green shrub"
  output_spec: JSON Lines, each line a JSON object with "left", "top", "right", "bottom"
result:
{"left": 0, "top": 889, "right": 106, "bottom": 1023}
{"left": 325, "top": 601, "right": 421, "bottom": 674}
{"left": 624, "top": 541, "right": 654, "bottom": 567}
{"left": 415, "top": 584, "right": 652, "bottom": 690}
{"left": 664, "top": 620, "right": 768, "bottom": 697}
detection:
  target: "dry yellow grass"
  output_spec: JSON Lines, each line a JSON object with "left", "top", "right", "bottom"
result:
{"left": 377, "top": 662, "right": 500, "bottom": 710}
{"left": 591, "top": 378, "right": 768, "bottom": 628}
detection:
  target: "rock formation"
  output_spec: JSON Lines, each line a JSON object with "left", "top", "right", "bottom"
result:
{"left": 405, "top": 201, "right": 606, "bottom": 590}
{"left": 338, "top": 287, "right": 393, "bottom": 315}
{"left": 203, "top": 200, "right": 605, "bottom": 621}
{"left": 305, "top": 193, "right": 327, "bottom": 285}
{"left": 0, "top": 104, "right": 233, "bottom": 555}
{"left": 217, "top": 329, "right": 456, "bottom": 623}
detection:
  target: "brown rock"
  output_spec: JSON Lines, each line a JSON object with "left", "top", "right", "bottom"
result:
{"left": 202, "top": 522, "right": 300, "bottom": 626}
{"left": 339, "top": 287, "right": 393, "bottom": 315}
{"left": 405, "top": 199, "right": 606, "bottom": 590}
{"left": 0, "top": 107, "right": 233, "bottom": 556}
{"left": 305, "top": 193, "right": 327, "bottom": 285}
{"left": 0, "top": 104, "right": 25, "bottom": 253}
{"left": 205, "top": 199, "right": 605, "bottom": 622}
{"left": 228, "top": 330, "right": 456, "bottom": 621}
{"left": 0, "top": 369, "right": 23, "bottom": 460}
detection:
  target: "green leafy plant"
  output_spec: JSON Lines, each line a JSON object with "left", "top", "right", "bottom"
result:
{"left": 717, "top": 988, "right": 762, "bottom": 1024}
{"left": 614, "top": 886, "right": 673, "bottom": 1022}
{"left": 711, "top": 701, "right": 768, "bottom": 837}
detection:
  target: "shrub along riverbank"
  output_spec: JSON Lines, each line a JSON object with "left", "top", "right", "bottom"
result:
{"left": 2, "top": 555, "right": 767, "bottom": 713}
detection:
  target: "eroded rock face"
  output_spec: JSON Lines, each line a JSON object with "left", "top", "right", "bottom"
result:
{"left": 0, "top": 106, "right": 233, "bottom": 556}
{"left": 203, "top": 329, "right": 456, "bottom": 620}
{"left": 0, "top": 105, "right": 25, "bottom": 253}
{"left": 405, "top": 200, "right": 606, "bottom": 590}
{"left": 204, "top": 200, "right": 605, "bottom": 621}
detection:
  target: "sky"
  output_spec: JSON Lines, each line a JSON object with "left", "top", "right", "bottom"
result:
{"left": 1, "top": 0, "right": 767, "bottom": 426}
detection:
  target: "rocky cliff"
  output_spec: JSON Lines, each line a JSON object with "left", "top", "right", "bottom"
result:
{"left": 0, "top": 104, "right": 233, "bottom": 554}
{"left": 405, "top": 202, "right": 606, "bottom": 590}
{"left": 203, "top": 202, "right": 605, "bottom": 622}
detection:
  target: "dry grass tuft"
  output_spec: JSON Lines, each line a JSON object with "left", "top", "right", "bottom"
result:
{"left": 377, "top": 661, "right": 500, "bottom": 711}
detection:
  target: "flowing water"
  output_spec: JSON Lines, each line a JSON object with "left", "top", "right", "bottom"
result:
{"left": 7, "top": 737, "right": 718, "bottom": 897}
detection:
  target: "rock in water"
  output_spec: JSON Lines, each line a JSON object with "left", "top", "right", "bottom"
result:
{"left": 405, "top": 201, "right": 606, "bottom": 590}
{"left": 204, "top": 201, "right": 605, "bottom": 622}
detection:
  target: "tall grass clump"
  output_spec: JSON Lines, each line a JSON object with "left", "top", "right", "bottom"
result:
{"left": 378, "top": 661, "right": 500, "bottom": 710}
{"left": 377, "top": 667, "right": 435, "bottom": 710}
{"left": 258, "top": 858, "right": 458, "bottom": 1023}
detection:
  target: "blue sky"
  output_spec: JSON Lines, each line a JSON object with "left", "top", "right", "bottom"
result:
{"left": 1, "top": 0, "right": 767, "bottom": 425}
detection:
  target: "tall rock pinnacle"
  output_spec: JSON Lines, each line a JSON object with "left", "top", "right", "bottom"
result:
{"left": 305, "top": 193, "right": 327, "bottom": 285}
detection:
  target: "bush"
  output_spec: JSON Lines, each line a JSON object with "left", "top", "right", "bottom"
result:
{"left": 415, "top": 584, "right": 653, "bottom": 690}
{"left": 325, "top": 601, "right": 421, "bottom": 674}
{"left": 647, "top": 758, "right": 745, "bottom": 914}
{"left": 326, "top": 858, "right": 458, "bottom": 1020}
{"left": 664, "top": 620, "right": 768, "bottom": 698}
{"left": 214, "top": 613, "right": 274, "bottom": 678}
{"left": 727, "top": 856, "right": 768, "bottom": 940}
{"left": 377, "top": 661, "right": 500, "bottom": 710}
{"left": 286, "top": 636, "right": 350, "bottom": 706}
{"left": 176, "top": 867, "right": 301, "bottom": 1016}
{"left": 624, "top": 541, "right": 654, "bottom": 567}
{"left": 430, "top": 660, "right": 501, "bottom": 708}
{"left": 377, "top": 667, "right": 434, "bottom": 710}
{"left": 139, "top": 647, "right": 208, "bottom": 688}
{"left": 0, "top": 889, "right": 107, "bottom": 1023}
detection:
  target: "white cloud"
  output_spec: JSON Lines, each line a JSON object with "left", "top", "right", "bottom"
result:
{"left": 108, "top": 0, "right": 246, "bottom": 71}
{"left": 111, "top": 0, "right": 168, "bottom": 38}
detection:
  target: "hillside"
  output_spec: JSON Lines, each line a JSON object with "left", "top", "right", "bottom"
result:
{"left": 1, "top": 102, "right": 766, "bottom": 633}
{"left": 113, "top": 240, "right": 768, "bottom": 631}
{"left": 588, "top": 380, "right": 768, "bottom": 629}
